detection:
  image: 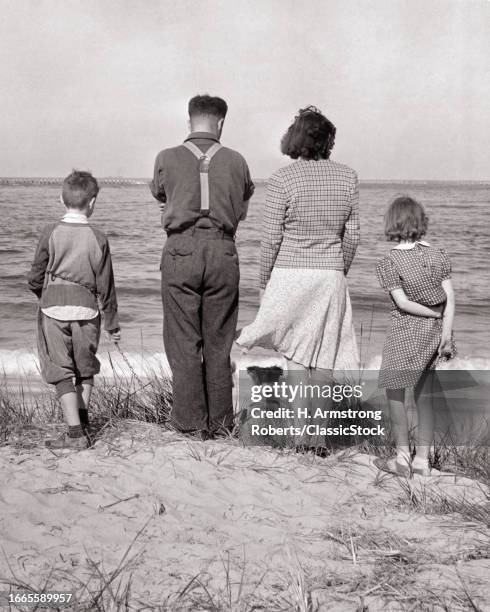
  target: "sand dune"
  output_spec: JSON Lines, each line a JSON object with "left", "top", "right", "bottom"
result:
{"left": 0, "top": 422, "right": 488, "bottom": 610}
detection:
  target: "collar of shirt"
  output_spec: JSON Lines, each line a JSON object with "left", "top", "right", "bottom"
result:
{"left": 392, "top": 240, "right": 430, "bottom": 250}
{"left": 62, "top": 211, "right": 89, "bottom": 224}
{"left": 184, "top": 131, "right": 220, "bottom": 143}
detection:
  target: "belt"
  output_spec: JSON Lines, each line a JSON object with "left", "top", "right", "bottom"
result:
{"left": 167, "top": 224, "right": 235, "bottom": 241}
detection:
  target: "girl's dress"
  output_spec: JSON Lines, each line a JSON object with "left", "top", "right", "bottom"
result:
{"left": 376, "top": 240, "right": 456, "bottom": 389}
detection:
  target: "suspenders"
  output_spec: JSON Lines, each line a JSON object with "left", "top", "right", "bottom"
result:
{"left": 183, "top": 141, "right": 222, "bottom": 216}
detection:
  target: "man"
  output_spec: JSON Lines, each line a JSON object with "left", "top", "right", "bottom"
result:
{"left": 151, "top": 94, "right": 254, "bottom": 438}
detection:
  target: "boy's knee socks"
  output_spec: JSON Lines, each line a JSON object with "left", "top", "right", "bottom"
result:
{"left": 68, "top": 424, "right": 84, "bottom": 438}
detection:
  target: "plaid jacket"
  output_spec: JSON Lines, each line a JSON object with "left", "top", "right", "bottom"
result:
{"left": 260, "top": 159, "right": 360, "bottom": 289}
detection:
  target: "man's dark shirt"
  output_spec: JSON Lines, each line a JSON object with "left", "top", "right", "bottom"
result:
{"left": 150, "top": 132, "right": 255, "bottom": 235}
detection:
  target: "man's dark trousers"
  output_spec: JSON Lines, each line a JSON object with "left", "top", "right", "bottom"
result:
{"left": 161, "top": 226, "right": 239, "bottom": 433}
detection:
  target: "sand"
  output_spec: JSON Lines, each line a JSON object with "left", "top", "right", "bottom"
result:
{"left": 0, "top": 420, "right": 488, "bottom": 611}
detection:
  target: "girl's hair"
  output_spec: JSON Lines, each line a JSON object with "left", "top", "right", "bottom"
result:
{"left": 384, "top": 196, "right": 428, "bottom": 242}
{"left": 281, "top": 106, "right": 336, "bottom": 160}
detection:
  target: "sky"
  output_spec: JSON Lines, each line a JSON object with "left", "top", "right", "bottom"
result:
{"left": 0, "top": 0, "right": 489, "bottom": 180}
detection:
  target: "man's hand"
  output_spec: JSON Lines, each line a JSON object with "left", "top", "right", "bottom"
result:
{"left": 438, "top": 331, "right": 452, "bottom": 357}
{"left": 107, "top": 328, "right": 121, "bottom": 344}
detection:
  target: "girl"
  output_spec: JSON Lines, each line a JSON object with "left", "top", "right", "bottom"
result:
{"left": 375, "top": 196, "right": 455, "bottom": 476}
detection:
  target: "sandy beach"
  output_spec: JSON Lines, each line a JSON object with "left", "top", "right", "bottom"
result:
{"left": 1, "top": 2, "right": 490, "bottom": 609}
{"left": 0, "top": 417, "right": 488, "bottom": 611}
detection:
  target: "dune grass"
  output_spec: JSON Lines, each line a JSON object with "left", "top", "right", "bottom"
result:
{"left": 0, "top": 357, "right": 172, "bottom": 446}
{"left": 1, "top": 358, "right": 489, "bottom": 611}
{"left": 2, "top": 367, "right": 488, "bottom": 484}
{"left": 2, "top": 354, "right": 489, "bottom": 485}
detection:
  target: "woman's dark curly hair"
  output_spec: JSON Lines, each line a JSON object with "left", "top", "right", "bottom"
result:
{"left": 384, "top": 196, "right": 428, "bottom": 242}
{"left": 281, "top": 106, "right": 336, "bottom": 160}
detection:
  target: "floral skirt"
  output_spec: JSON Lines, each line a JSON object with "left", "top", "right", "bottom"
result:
{"left": 236, "top": 268, "right": 359, "bottom": 371}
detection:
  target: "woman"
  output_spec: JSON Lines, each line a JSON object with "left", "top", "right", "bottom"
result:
{"left": 236, "top": 106, "right": 360, "bottom": 450}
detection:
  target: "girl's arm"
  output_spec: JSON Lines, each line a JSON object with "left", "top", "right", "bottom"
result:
{"left": 390, "top": 288, "right": 442, "bottom": 318}
{"left": 439, "top": 279, "right": 455, "bottom": 355}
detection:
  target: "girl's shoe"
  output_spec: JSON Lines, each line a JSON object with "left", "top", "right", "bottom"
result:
{"left": 411, "top": 456, "right": 455, "bottom": 477}
{"left": 374, "top": 456, "right": 411, "bottom": 477}
{"left": 45, "top": 433, "right": 89, "bottom": 451}
{"left": 412, "top": 464, "right": 438, "bottom": 477}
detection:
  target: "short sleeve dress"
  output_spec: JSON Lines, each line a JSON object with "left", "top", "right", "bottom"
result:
{"left": 375, "top": 241, "right": 456, "bottom": 389}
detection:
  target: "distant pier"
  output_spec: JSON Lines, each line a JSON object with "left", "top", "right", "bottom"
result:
{"left": 0, "top": 177, "right": 150, "bottom": 186}
{"left": 1, "top": 177, "right": 488, "bottom": 187}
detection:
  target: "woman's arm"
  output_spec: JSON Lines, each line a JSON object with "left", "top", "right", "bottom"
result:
{"left": 439, "top": 279, "right": 455, "bottom": 355}
{"left": 260, "top": 174, "right": 287, "bottom": 290}
{"left": 342, "top": 171, "right": 360, "bottom": 275}
{"left": 390, "top": 288, "right": 443, "bottom": 318}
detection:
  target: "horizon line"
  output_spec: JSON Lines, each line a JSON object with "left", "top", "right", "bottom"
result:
{"left": 1, "top": 177, "right": 490, "bottom": 184}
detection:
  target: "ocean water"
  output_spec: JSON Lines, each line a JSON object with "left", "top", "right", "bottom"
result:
{"left": 1, "top": 180, "right": 489, "bottom": 378}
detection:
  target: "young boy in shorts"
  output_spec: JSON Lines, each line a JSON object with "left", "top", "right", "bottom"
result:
{"left": 28, "top": 170, "right": 121, "bottom": 450}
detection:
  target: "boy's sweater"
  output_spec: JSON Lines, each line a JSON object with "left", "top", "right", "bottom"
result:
{"left": 28, "top": 215, "right": 119, "bottom": 331}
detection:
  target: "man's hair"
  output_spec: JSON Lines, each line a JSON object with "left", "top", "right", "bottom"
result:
{"left": 62, "top": 170, "right": 99, "bottom": 209}
{"left": 188, "top": 95, "right": 228, "bottom": 119}
{"left": 384, "top": 196, "right": 428, "bottom": 242}
{"left": 281, "top": 106, "right": 336, "bottom": 160}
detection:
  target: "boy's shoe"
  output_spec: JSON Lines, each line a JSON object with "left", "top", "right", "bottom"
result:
{"left": 45, "top": 433, "right": 89, "bottom": 451}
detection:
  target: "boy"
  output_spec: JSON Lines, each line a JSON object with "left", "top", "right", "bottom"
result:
{"left": 28, "top": 170, "right": 120, "bottom": 450}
